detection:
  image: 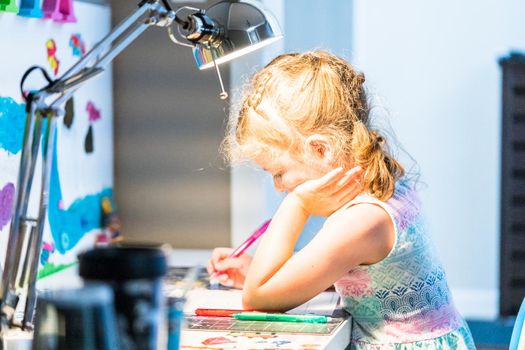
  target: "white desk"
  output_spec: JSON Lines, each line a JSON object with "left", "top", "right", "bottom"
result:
{"left": 1, "top": 249, "right": 352, "bottom": 349}
{"left": 180, "top": 325, "right": 351, "bottom": 350}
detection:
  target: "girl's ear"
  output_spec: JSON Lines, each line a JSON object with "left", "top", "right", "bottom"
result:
{"left": 305, "top": 134, "right": 333, "bottom": 162}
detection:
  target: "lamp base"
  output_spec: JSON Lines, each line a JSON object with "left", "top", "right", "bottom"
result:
{"left": 0, "top": 328, "right": 32, "bottom": 350}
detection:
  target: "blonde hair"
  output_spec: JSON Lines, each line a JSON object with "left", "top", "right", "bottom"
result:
{"left": 223, "top": 51, "right": 404, "bottom": 201}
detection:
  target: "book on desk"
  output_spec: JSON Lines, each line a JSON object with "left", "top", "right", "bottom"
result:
{"left": 165, "top": 266, "right": 352, "bottom": 349}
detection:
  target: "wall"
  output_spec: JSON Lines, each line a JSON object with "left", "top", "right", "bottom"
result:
{"left": 112, "top": 0, "right": 230, "bottom": 249}
{"left": 0, "top": 0, "right": 113, "bottom": 276}
{"left": 352, "top": 0, "right": 525, "bottom": 318}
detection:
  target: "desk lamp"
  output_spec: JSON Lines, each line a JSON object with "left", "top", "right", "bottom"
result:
{"left": 0, "top": 0, "right": 282, "bottom": 336}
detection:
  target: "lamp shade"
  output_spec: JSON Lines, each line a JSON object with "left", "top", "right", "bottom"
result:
{"left": 192, "top": 0, "right": 283, "bottom": 70}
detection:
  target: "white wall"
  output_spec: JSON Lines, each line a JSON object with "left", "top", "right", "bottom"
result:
{"left": 352, "top": 0, "right": 525, "bottom": 319}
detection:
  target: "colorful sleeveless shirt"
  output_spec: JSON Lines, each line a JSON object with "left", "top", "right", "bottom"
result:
{"left": 330, "top": 180, "right": 476, "bottom": 349}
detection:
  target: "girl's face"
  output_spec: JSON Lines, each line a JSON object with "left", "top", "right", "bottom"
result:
{"left": 256, "top": 151, "right": 331, "bottom": 193}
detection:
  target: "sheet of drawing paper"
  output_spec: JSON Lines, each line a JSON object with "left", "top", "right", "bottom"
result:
{"left": 181, "top": 289, "right": 244, "bottom": 314}
{"left": 180, "top": 329, "right": 332, "bottom": 349}
{"left": 180, "top": 289, "right": 340, "bottom": 317}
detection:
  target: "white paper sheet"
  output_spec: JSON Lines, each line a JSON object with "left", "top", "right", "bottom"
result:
{"left": 181, "top": 289, "right": 340, "bottom": 316}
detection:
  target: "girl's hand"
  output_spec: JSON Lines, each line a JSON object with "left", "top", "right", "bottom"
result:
{"left": 206, "top": 248, "right": 252, "bottom": 289}
{"left": 291, "top": 166, "right": 363, "bottom": 216}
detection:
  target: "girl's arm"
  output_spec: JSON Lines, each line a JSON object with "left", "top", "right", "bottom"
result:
{"left": 242, "top": 172, "right": 395, "bottom": 311}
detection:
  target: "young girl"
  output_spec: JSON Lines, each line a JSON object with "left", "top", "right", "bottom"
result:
{"left": 207, "top": 51, "right": 476, "bottom": 349}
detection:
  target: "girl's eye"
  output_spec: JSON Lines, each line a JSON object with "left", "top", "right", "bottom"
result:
{"left": 273, "top": 173, "right": 283, "bottom": 181}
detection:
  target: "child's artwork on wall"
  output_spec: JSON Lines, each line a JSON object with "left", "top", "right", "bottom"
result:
{"left": 69, "top": 33, "right": 86, "bottom": 57}
{"left": 46, "top": 38, "right": 60, "bottom": 76}
{"left": 0, "top": 1, "right": 113, "bottom": 282}
{"left": 0, "top": 183, "right": 14, "bottom": 230}
{"left": 85, "top": 101, "right": 101, "bottom": 153}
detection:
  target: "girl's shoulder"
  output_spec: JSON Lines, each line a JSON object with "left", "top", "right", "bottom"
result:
{"left": 324, "top": 179, "right": 422, "bottom": 264}
{"left": 346, "top": 178, "right": 422, "bottom": 225}
{"left": 324, "top": 196, "right": 397, "bottom": 265}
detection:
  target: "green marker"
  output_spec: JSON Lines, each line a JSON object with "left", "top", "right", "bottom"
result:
{"left": 232, "top": 312, "right": 331, "bottom": 323}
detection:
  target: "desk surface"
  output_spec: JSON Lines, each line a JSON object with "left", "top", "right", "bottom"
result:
{"left": 180, "top": 323, "right": 351, "bottom": 350}
{"left": 170, "top": 272, "right": 351, "bottom": 350}
{"left": 4, "top": 249, "right": 352, "bottom": 350}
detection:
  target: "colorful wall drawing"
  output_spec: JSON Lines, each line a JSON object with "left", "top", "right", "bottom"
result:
{"left": 46, "top": 39, "right": 60, "bottom": 76}
{"left": 0, "top": 97, "right": 26, "bottom": 155}
{"left": 85, "top": 101, "right": 101, "bottom": 153}
{"left": 69, "top": 33, "right": 86, "bottom": 57}
{"left": 0, "top": 2, "right": 113, "bottom": 282}
{"left": 0, "top": 183, "right": 14, "bottom": 230}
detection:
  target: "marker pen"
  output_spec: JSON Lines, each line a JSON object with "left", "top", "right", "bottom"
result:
{"left": 195, "top": 308, "right": 248, "bottom": 317}
{"left": 232, "top": 312, "right": 331, "bottom": 323}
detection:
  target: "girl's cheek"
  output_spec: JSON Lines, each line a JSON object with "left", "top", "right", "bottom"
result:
{"left": 283, "top": 175, "right": 291, "bottom": 185}
{"left": 273, "top": 177, "right": 286, "bottom": 192}
{"left": 283, "top": 176, "right": 303, "bottom": 193}
{"left": 276, "top": 177, "right": 289, "bottom": 192}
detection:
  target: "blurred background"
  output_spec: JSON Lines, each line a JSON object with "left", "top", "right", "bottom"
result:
{"left": 110, "top": 0, "right": 524, "bottom": 348}
{"left": 112, "top": 1, "right": 231, "bottom": 249}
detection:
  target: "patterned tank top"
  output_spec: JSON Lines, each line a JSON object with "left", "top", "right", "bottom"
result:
{"left": 330, "top": 180, "right": 476, "bottom": 349}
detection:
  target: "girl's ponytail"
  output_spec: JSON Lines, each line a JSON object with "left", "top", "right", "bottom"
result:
{"left": 351, "top": 121, "right": 404, "bottom": 201}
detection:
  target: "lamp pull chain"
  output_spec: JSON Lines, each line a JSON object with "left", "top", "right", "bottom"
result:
{"left": 208, "top": 45, "right": 228, "bottom": 100}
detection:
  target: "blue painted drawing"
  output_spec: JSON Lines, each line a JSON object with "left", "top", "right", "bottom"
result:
{"left": 0, "top": 97, "right": 26, "bottom": 155}
{"left": 0, "top": 96, "right": 112, "bottom": 254}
